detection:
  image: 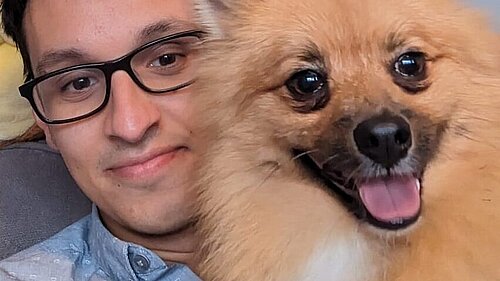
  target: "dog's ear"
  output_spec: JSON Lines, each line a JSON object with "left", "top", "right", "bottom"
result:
{"left": 194, "top": 0, "right": 238, "bottom": 38}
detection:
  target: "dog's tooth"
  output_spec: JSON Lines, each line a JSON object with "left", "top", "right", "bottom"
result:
{"left": 416, "top": 179, "right": 421, "bottom": 191}
{"left": 390, "top": 218, "right": 404, "bottom": 225}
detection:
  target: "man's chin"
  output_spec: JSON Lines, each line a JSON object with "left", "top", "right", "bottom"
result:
{"left": 98, "top": 200, "right": 192, "bottom": 237}
{"left": 128, "top": 216, "right": 196, "bottom": 237}
{"left": 120, "top": 214, "right": 199, "bottom": 258}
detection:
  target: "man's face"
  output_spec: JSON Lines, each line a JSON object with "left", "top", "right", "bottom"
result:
{"left": 24, "top": 0, "right": 197, "bottom": 235}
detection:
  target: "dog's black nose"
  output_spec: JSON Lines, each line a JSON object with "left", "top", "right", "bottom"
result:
{"left": 353, "top": 114, "right": 412, "bottom": 168}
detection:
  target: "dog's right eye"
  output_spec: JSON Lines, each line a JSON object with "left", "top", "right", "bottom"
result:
{"left": 391, "top": 51, "right": 429, "bottom": 93}
{"left": 286, "top": 70, "right": 329, "bottom": 112}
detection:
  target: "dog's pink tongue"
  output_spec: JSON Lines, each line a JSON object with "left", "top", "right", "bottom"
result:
{"left": 359, "top": 176, "right": 420, "bottom": 222}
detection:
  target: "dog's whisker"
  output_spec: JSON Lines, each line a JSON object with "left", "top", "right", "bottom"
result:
{"left": 319, "top": 156, "right": 352, "bottom": 172}
{"left": 255, "top": 149, "right": 320, "bottom": 187}
{"left": 346, "top": 164, "right": 363, "bottom": 186}
{"left": 257, "top": 161, "right": 281, "bottom": 188}
{"left": 457, "top": 112, "right": 494, "bottom": 123}
{"left": 291, "top": 149, "right": 320, "bottom": 162}
{"left": 319, "top": 153, "right": 343, "bottom": 167}
{"left": 329, "top": 179, "right": 358, "bottom": 197}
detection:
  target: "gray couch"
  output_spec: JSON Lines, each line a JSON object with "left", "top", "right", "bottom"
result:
{"left": 0, "top": 141, "right": 92, "bottom": 260}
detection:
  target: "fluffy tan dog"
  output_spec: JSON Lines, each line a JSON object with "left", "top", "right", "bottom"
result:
{"left": 190, "top": 0, "right": 500, "bottom": 280}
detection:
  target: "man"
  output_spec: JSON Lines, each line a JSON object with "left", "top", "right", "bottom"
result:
{"left": 0, "top": 0, "right": 203, "bottom": 280}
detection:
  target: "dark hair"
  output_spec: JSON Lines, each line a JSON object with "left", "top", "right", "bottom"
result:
{"left": 1, "top": 0, "right": 32, "bottom": 77}
{"left": 1, "top": 0, "right": 44, "bottom": 147}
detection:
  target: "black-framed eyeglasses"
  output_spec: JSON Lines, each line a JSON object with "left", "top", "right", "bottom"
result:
{"left": 19, "top": 30, "right": 204, "bottom": 124}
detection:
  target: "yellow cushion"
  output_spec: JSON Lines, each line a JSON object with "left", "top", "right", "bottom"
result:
{"left": 0, "top": 42, "right": 34, "bottom": 140}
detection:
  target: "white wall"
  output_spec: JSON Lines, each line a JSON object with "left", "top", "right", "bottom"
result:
{"left": 464, "top": 0, "right": 500, "bottom": 29}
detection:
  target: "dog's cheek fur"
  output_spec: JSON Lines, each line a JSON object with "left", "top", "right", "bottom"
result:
{"left": 384, "top": 11, "right": 500, "bottom": 280}
{"left": 192, "top": 0, "right": 500, "bottom": 280}
{"left": 388, "top": 82, "right": 500, "bottom": 280}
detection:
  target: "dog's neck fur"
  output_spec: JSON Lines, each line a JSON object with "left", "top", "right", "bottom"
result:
{"left": 193, "top": 121, "right": 388, "bottom": 281}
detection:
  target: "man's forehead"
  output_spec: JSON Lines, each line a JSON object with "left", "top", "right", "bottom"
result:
{"left": 24, "top": 0, "right": 195, "bottom": 72}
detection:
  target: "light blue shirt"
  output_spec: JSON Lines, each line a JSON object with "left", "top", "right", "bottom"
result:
{"left": 0, "top": 205, "right": 201, "bottom": 281}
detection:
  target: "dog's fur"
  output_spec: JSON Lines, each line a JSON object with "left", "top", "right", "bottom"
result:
{"left": 190, "top": 0, "right": 500, "bottom": 280}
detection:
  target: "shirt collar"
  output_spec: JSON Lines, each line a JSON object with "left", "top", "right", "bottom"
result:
{"left": 87, "top": 205, "right": 173, "bottom": 280}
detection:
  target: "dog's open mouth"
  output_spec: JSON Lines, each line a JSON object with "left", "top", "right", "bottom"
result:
{"left": 295, "top": 151, "right": 422, "bottom": 230}
{"left": 355, "top": 176, "right": 421, "bottom": 229}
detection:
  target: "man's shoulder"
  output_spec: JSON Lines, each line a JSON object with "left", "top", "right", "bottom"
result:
{"left": 0, "top": 215, "right": 95, "bottom": 280}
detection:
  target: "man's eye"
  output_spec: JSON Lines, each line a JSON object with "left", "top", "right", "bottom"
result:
{"left": 62, "top": 77, "right": 94, "bottom": 91}
{"left": 149, "top": 54, "right": 183, "bottom": 67}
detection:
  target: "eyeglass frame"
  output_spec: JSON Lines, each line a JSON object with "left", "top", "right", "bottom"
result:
{"left": 19, "top": 29, "right": 205, "bottom": 125}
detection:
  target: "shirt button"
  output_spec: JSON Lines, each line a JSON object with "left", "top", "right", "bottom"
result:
{"left": 131, "top": 254, "right": 150, "bottom": 273}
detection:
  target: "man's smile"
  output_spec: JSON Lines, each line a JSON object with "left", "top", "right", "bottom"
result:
{"left": 107, "top": 146, "right": 189, "bottom": 181}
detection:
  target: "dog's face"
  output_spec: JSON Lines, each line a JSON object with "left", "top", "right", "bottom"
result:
{"left": 196, "top": 0, "right": 499, "bottom": 231}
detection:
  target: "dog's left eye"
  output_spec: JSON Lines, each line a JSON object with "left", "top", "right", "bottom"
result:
{"left": 392, "top": 51, "right": 429, "bottom": 93}
{"left": 394, "top": 52, "right": 427, "bottom": 78}
{"left": 286, "top": 70, "right": 329, "bottom": 112}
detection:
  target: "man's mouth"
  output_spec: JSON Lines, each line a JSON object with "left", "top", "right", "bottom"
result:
{"left": 107, "top": 146, "right": 188, "bottom": 181}
{"left": 295, "top": 150, "right": 422, "bottom": 230}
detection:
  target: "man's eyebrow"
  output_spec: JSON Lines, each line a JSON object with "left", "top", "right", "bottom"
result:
{"left": 36, "top": 49, "right": 90, "bottom": 76}
{"left": 137, "top": 19, "right": 199, "bottom": 43}
{"left": 35, "top": 20, "right": 198, "bottom": 76}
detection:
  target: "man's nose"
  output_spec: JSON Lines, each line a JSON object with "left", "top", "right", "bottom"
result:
{"left": 105, "top": 71, "right": 161, "bottom": 143}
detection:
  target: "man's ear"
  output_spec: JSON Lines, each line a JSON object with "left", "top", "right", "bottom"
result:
{"left": 33, "top": 113, "right": 58, "bottom": 151}
{"left": 194, "top": 0, "right": 237, "bottom": 38}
